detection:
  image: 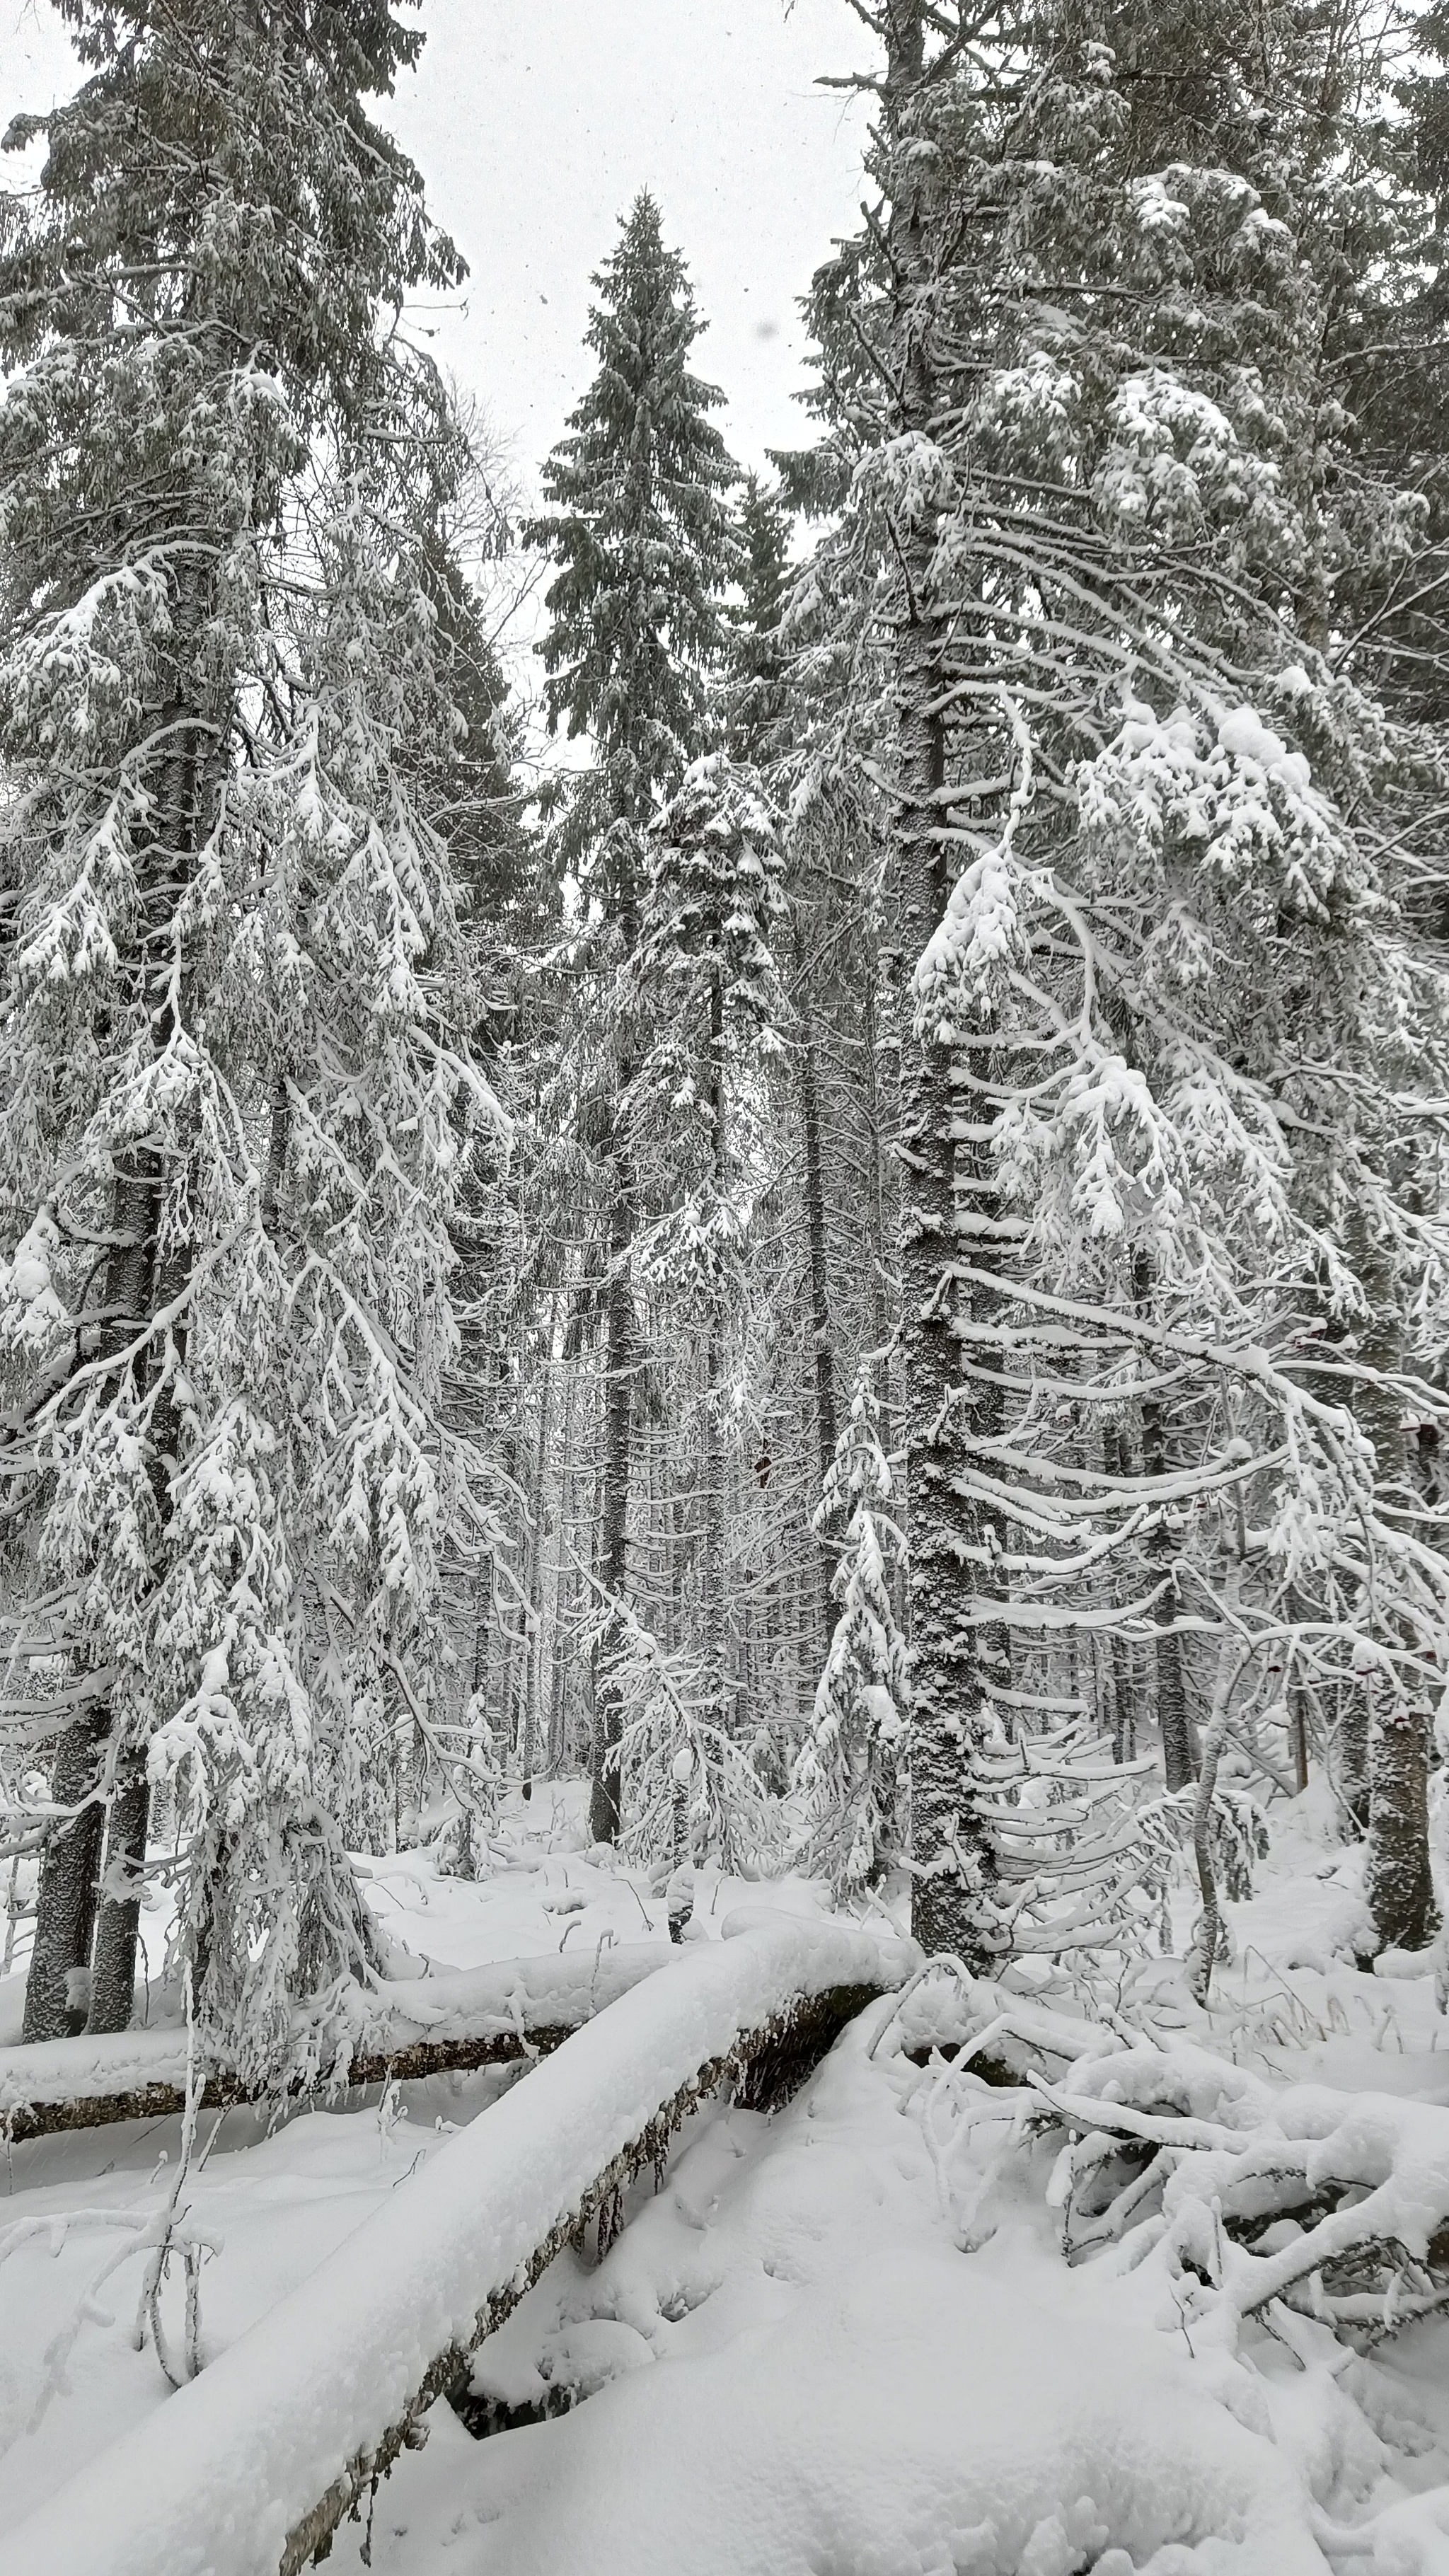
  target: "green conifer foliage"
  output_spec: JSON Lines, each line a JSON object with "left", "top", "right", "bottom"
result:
{"left": 0, "top": 2, "right": 501, "bottom": 2079}
{"left": 527, "top": 194, "right": 739, "bottom": 1841}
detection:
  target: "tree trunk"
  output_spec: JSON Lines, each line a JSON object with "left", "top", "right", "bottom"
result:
{"left": 958, "top": 1104, "right": 1012, "bottom": 1726}
{"left": 547, "top": 1360, "right": 578, "bottom": 1774}
{"left": 886, "top": 7, "right": 996, "bottom": 1967}
{"left": 700, "top": 969, "right": 729, "bottom": 1731}
{"left": 520, "top": 1332, "right": 555, "bottom": 1801}
{"left": 1351, "top": 1212, "right": 1435, "bottom": 1946}
{"left": 21, "top": 1716, "right": 107, "bottom": 2042}
{"left": 1364, "top": 1700, "right": 1435, "bottom": 1949}
{"left": 862, "top": 966, "right": 896, "bottom": 1399}
{"left": 29, "top": 659, "right": 216, "bottom": 2039}
{"left": 590, "top": 1136, "right": 635, "bottom": 1845}
{"left": 863, "top": 969, "right": 907, "bottom": 1641}
{"left": 1284, "top": 1581, "right": 1311, "bottom": 1794}
{"left": 1104, "top": 1423, "right": 1136, "bottom": 1762}
{"left": 1187, "top": 1566, "right": 1242, "bottom": 2004}
{"left": 1133, "top": 1254, "right": 1197, "bottom": 1792}
{"left": 85, "top": 1168, "right": 189, "bottom": 2029}
{"left": 700, "top": 1338, "right": 726, "bottom": 1716}
{"left": 795, "top": 913, "right": 838, "bottom": 1658}
{"left": 26, "top": 1161, "right": 162, "bottom": 2039}
{"left": 86, "top": 1750, "right": 151, "bottom": 2035}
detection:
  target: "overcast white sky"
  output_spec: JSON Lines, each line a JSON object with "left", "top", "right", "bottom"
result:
{"left": 2, "top": 0, "right": 872, "bottom": 495}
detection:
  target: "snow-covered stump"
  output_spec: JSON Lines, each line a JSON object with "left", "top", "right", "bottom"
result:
{"left": 0, "top": 1919, "right": 912, "bottom": 2576}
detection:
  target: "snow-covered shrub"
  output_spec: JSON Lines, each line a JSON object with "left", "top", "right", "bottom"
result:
{"left": 586, "top": 1595, "right": 778, "bottom": 1876}
{"left": 792, "top": 1377, "right": 908, "bottom": 1896}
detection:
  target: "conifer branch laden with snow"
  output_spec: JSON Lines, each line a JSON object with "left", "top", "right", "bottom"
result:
{"left": 524, "top": 192, "right": 742, "bottom": 1847}
{"left": 783, "top": 0, "right": 1449, "bottom": 1969}
{"left": 574, "top": 1576, "right": 777, "bottom": 1877}
{"left": 793, "top": 1370, "right": 909, "bottom": 1898}
{"left": 0, "top": 0, "right": 511, "bottom": 2087}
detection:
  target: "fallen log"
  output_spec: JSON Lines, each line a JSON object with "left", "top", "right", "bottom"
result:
{"left": 0, "top": 1917, "right": 914, "bottom": 2576}
{"left": 0, "top": 1941, "right": 674, "bottom": 2143}
{"left": 1025, "top": 2037, "right": 1449, "bottom": 2346}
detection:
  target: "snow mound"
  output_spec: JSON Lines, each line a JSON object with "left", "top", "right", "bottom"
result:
{"left": 442, "top": 2248, "right": 1324, "bottom": 2576}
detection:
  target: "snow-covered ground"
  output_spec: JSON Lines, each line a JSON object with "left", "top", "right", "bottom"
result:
{"left": 3, "top": 1779, "right": 1449, "bottom": 2575}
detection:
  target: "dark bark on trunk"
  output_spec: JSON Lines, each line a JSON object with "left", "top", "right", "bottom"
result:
{"left": 900, "top": 689, "right": 996, "bottom": 1962}
{"left": 21, "top": 1716, "right": 107, "bottom": 2042}
{"left": 795, "top": 923, "right": 838, "bottom": 1486}
{"left": 1284, "top": 1582, "right": 1310, "bottom": 1794}
{"left": 883, "top": 4, "right": 997, "bottom": 1966}
{"left": 1104, "top": 1425, "right": 1136, "bottom": 1762}
{"left": 589, "top": 1140, "right": 635, "bottom": 1845}
{"left": 547, "top": 1363, "right": 578, "bottom": 1774}
{"left": 1364, "top": 1703, "right": 1436, "bottom": 1950}
{"left": 27, "top": 646, "right": 217, "bottom": 2039}
{"left": 959, "top": 1109, "right": 1012, "bottom": 1725}
{"left": 863, "top": 973, "right": 907, "bottom": 1640}
{"left": 701, "top": 971, "right": 729, "bottom": 1731}
{"left": 795, "top": 916, "right": 838, "bottom": 1660}
{"left": 862, "top": 971, "right": 896, "bottom": 1399}
{"left": 1133, "top": 1254, "right": 1197, "bottom": 1792}
{"left": 26, "top": 1166, "right": 160, "bottom": 2040}
{"left": 1350, "top": 1215, "right": 1434, "bottom": 1944}
{"left": 86, "top": 1752, "right": 151, "bottom": 2035}
{"left": 87, "top": 1172, "right": 189, "bottom": 2031}
{"left": 700, "top": 1339, "right": 725, "bottom": 1714}
{"left": 520, "top": 1330, "right": 555, "bottom": 1798}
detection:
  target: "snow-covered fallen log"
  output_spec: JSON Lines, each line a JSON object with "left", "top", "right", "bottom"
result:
{"left": 0, "top": 1942, "right": 674, "bottom": 2142}
{"left": 880, "top": 1965, "right": 1449, "bottom": 2356}
{"left": 1031, "top": 2038, "right": 1449, "bottom": 2339}
{"left": 0, "top": 1916, "right": 911, "bottom": 2576}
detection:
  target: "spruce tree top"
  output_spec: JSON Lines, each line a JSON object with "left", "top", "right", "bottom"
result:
{"left": 527, "top": 192, "right": 739, "bottom": 860}
{"left": 729, "top": 472, "right": 792, "bottom": 761}
{"left": 0, "top": 0, "right": 464, "bottom": 662}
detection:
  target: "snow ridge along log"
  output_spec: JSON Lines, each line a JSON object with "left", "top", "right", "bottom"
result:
{"left": 0, "top": 1942, "right": 676, "bottom": 2144}
{"left": 0, "top": 1919, "right": 914, "bottom": 2576}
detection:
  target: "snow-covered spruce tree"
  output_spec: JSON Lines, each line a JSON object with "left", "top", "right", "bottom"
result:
{"left": 0, "top": 1, "right": 504, "bottom": 2079}
{"left": 1303, "top": 16, "right": 1449, "bottom": 1945}
{"left": 728, "top": 475, "right": 853, "bottom": 1658}
{"left": 634, "top": 754, "right": 786, "bottom": 1743}
{"left": 579, "top": 1583, "right": 776, "bottom": 1878}
{"left": 795, "top": 0, "right": 1449, "bottom": 1968}
{"left": 792, "top": 0, "right": 1017, "bottom": 1967}
{"left": 731, "top": 475, "right": 794, "bottom": 762}
{"left": 792, "top": 1371, "right": 908, "bottom": 1897}
{"left": 526, "top": 193, "right": 739, "bottom": 1842}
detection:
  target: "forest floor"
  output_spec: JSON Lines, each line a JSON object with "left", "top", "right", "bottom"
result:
{"left": 2, "top": 1785, "right": 1448, "bottom": 2574}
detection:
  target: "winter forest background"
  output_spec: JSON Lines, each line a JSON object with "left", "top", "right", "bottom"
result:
{"left": 6, "top": 3, "right": 1449, "bottom": 2571}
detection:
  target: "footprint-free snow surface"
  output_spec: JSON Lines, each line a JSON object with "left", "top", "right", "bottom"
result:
{"left": 3, "top": 1785, "right": 1449, "bottom": 2575}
